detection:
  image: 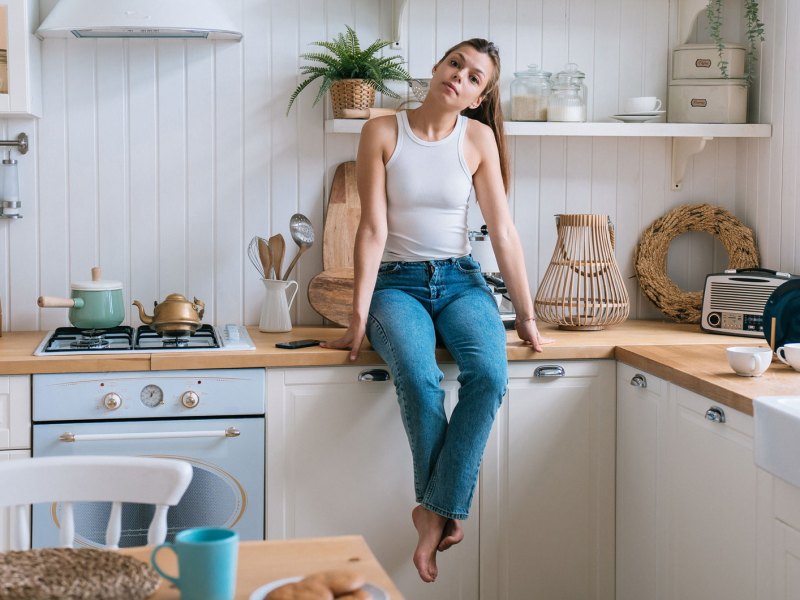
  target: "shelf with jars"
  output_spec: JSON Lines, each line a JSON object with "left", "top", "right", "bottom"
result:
{"left": 0, "top": 0, "right": 41, "bottom": 118}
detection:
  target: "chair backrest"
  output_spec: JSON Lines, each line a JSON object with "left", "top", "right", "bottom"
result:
{"left": 0, "top": 455, "right": 193, "bottom": 551}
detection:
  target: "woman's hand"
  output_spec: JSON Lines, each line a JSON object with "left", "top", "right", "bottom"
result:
{"left": 320, "top": 322, "right": 367, "bottom": 361}
{"left": 514, "top": 318, "right": 552, "bottom": 352}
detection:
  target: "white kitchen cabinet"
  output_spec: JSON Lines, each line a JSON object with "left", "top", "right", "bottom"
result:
{"left": 0, "top": 375, "right": 31, "bottom": 551}
{"left": 666, "top": 385, "right": 757, "bottom": 600}
{"left": 616, "top": 363, "right": 757, "bottom": 600}
{"left": 267, "top": 364, "right": 479, "bottom": 600}
{"left": 0, "top": 0, "right": 41, "bottom": 117}
{"left": 764, "top": 477, "right": 800, "bottom": 600}
{"left": 615, "top": 364, "right": 668, "bottom": 600}
{"left": 480, "top": 360, "right": 616, "bottom": 600}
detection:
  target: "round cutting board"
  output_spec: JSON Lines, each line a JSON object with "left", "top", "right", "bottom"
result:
{"left": 307, "top": 268, "right": 354, "bottom": 327}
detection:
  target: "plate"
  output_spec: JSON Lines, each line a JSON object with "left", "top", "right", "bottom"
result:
{"left": 763, "top": 279, "right": 800, "bottom": 349}
{"left": 610, "top": 114, "right": 662, "bottom": 123}
{"left": 249, "top": 576, "right": 389, "bottom": 600}
{"left": 616, "top": 110, "right": 666, "bottom": 116}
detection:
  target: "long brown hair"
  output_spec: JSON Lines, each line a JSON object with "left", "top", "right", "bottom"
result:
{"left": 437, "top": 38, "right": 509, "bottom": 193}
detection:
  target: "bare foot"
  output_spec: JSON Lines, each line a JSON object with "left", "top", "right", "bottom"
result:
{"left": 411, "top": 505, "right": 447, "bottom": 582}
{"left": 437, "top": 518, "right": 464, "bottom": 551}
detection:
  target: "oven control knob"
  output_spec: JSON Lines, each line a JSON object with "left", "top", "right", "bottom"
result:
{"left": 181, "top": 391, "right": 200, "bottom": 408}
{"left": 103, "top": 393, "right": 122, "bottom": 410}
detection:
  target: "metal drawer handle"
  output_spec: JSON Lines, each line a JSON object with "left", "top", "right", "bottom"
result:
{"left": 59, "top": 427, "right": 241, "bottom": 442}
{"left": 705, "top": 407, "right": 726, "bottom": 424}
{"left": 630, "top": 374, "right": 648, "bottom": 388}
{"left": 358, "top": 369, "right": 391, "bottom": 382}
{"left": 534, "top": 365, "right": 565, "bottom": 378}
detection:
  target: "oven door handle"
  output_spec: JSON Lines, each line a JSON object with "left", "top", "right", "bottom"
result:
{"left": 58, "top": 427, "right": 241, "bottom": 442}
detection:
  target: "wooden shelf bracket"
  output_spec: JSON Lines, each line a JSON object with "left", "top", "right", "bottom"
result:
{"left": 671, "top": 136, "right": 712, "bottom": 190}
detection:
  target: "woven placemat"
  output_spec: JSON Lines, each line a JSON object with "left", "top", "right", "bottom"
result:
{"left": 0, "top": 548, "right": 160, "bottom": 600}
{"left": 634, "top": 203, "right": 759, "bottom": 323}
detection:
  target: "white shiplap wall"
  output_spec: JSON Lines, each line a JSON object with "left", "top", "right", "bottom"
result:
{"left": 0, "top": 0, "right": 795, "bottom": 331}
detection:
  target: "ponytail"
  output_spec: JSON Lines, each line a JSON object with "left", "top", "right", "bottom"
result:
{"left": 438, "top": 39, "right": 510, "bottom": 193}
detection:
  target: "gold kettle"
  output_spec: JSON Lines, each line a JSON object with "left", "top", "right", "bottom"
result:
{"left": 132, "top": 294, "right": 205, "bottom": 337}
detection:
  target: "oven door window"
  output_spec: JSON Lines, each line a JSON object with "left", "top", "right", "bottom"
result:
{"left": 31, "top": 417, "right": 264, "bottom": 548}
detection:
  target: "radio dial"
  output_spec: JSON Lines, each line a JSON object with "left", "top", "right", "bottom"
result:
{"left": 103, "top": 392, "right": 122, "bottom": 410}
{"left": 181, "top": 391, "right": 200, "bottom": 409}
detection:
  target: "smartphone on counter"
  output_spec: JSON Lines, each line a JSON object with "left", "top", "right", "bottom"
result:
{"left": 275, "top": 339, "right": 322, "bottom": 349}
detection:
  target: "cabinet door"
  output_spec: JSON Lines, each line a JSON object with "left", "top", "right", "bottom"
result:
{"left": 666, "top": 385, "right": 756, "bottom": 600}
{"left": 0, "top": 0, "right": 41, "bottom": 117}
{"left": 480, "top": 360, "right": 616, "bottom": 600}
{"left": 0, "top": 449, "right": 30, "bottom": 551}
{"left": 615, "top": 364, "right": 668, "bottom": 600}
{"left": 0, "top": 375, "right": 30, "bottom": 450}
{"left": 267, "top": 365, "right": 478, "bottom": 600}
{"left": 772, "top": 519, "right": 800, "bottom": 600}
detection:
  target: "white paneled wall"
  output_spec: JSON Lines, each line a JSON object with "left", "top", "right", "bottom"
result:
{"left": 0, "top": 0, "right": 795, "bottom": 331}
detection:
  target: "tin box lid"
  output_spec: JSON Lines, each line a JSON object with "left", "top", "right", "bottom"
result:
{"left": 669, "top": 78, "right": 749, "bottom": 87}
{"left": 674, "top": 43, "right": 746, "bottom": 51}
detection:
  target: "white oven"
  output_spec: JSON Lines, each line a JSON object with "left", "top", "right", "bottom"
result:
{"left": 31, "top": 368, "right": 265, "bottom": 548}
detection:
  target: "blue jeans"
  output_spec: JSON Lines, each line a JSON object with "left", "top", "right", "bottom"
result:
{"left": 366, "top": 256, "right": 508, "bottom": 520}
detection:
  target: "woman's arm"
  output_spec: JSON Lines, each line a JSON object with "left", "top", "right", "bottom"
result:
{"left": 467, "top": 121, "right": 547, "bottom": 351}
{"left": 321, "top": 116, "right": 394, "bottom": 359}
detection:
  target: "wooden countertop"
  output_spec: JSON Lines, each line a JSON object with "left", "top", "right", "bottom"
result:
{"left": 0, "top": 320, "right": 759, "bottom": 374}
{"left": 3, "top": 320, "right": 795, "bottom": 415}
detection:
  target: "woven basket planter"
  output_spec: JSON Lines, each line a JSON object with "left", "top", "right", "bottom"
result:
{"left": 330, "top": 79, "right": 375, "bottom": 118}
{"left": 535, "top": 214, "right": 630, "bottom": 330}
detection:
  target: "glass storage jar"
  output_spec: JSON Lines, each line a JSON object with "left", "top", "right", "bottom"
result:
{"left": 548, "top": 63, "right": 587, "bottom": 122}
{"left": 0, "top": 49, "right": 7, "bottom": 95}
{"left": 510, "top": 64, "right": 551, "bottom": 121}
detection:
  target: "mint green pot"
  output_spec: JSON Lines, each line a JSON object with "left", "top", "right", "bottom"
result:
{"left": 68, "top": 287, "right": 125, "bottom": 329}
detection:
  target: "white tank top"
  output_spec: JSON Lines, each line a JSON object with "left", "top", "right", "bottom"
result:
{"left": 382, "top": 111, "right": 473, "bottom": 262}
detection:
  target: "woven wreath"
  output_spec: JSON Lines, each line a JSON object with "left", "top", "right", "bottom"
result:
{"left": 634, "top": 203, "right": 760, "bottom": 323}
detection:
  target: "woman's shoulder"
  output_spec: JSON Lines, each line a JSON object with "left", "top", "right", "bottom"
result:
{"left": 464, "top": 116, "right": 497, "bottom": 150}
{"left": 361, "top": 113, "right": 399, "bottom": 138}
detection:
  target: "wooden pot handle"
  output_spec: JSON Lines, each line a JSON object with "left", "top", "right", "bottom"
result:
{"left": 37, "top": 296, "right": 76, "bottom": 308}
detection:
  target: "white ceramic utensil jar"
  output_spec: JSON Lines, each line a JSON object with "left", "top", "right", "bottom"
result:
{"left": 510, "top": 64, "right": 551, "bottom": 121}
{"left": 259, "top": 278, "right": 299, "bottom": 332}
{"left": 548, "top": 63, "right": 588, "bottom": 122}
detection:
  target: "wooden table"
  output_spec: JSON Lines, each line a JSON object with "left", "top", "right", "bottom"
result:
{"left": 123, "top": 535, "right": 404, "bottom": 600}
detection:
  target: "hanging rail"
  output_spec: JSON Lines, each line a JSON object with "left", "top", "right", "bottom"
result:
{"left": 0, "top": 133, "right": 28, "bottom": 155}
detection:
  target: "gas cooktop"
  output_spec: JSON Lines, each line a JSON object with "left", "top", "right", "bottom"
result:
{"left": 34, "top": 324, "right": 255, "bottom": 356}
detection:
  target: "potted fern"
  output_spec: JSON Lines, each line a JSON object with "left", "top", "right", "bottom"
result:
{"left": 287, "top": 25, "right": 409, "bottom": 117}
{"left": 706, "top": 0, "right": 765, "bottom": 83}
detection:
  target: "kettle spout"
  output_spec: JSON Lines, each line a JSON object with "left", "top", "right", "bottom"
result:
{"left": 193, "top": 297, "right": 205, "bottom": 320}
{"left": 132, "top": 300, "right": 154, "bottom": 325}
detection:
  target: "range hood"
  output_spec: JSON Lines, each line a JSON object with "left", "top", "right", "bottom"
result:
{"left": 36, "top": 0, "right": 242, "bottom": 40}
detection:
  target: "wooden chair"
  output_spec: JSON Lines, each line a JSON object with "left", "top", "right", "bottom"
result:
{"left": 0, "top": 455, "right": 193, "bottom": 550}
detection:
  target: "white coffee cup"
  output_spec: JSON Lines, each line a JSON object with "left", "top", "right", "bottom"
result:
{"left": 726, "top": 346, "right": 773, "bottom": 377}
{"left": 623, "top": 96, "right": 662, "bottom": 114}
{"left": 776, "top": 343, "right": 800, "bottom": 372}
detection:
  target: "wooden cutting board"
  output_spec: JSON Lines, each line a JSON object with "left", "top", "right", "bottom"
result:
{"left": 309, "top": 162, "right": 361, "bottom": 325}
{"left": 307, "top": 268, "right": 354, "bottom": 327}
{"left": 322, "top": 161, "right": 360, "bottom": 270}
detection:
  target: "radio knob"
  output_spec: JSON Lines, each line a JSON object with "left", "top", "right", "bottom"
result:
{"left": 181, "top": 391, "right": 200, "bottom": 409}
{"left": 707, "top": 312, "right": 721, "bottom": 327}
{"left": 103, "top": 392, "right": 122, "bottom": 410}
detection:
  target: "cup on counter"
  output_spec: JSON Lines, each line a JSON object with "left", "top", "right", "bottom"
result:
{"left": 776, "top": 343, "right": 800, "bottom": 372}
{"left": 623, "top": 96, "right": 662, "bottom": 113}
{"left": 726, "top": 346, "right": 773, "bottom": 377}
{"left": 151, "top": 527, "right": 239, "bottom": 600}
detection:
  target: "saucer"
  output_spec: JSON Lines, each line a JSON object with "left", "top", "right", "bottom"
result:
{"left": 617, "top": 110, "right": 666, "bottom": 116}
{"left": 610, "top": 114, "right": 662, "bottom": 123}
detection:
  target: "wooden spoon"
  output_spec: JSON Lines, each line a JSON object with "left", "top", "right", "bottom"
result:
{"left": 269, "top": 234, "right": 285, "bottom": 281}
{"left": 257, "top": 237, "right": 273, "bottom": 279}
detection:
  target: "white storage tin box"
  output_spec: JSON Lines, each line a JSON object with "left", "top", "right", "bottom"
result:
{"left": 668, "top": 79, "right": 748, "bottom": 123}
{"left": 673, "top": 43, "right": 746, "bottom": 79}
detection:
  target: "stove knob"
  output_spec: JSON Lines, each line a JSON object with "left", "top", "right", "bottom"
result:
{"left": 181, "top": 391, "right": 200, "bottom": 409}
{"left": 103, "top": 393, "right": 122, "bottom": 410}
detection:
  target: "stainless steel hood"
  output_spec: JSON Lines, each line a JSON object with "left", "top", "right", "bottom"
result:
{"left": 36, "top": 0, "right": 242, "bottom": 40}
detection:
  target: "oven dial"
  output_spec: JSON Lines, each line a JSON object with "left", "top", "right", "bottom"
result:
{"left": 181, "top": 391, "right": 200, "bottom": 408}
{"left": 140, "top": 384, "right": 164, "bottom": 407}
{"left": 103, "top": 392, "right": 122, "bottom": 410}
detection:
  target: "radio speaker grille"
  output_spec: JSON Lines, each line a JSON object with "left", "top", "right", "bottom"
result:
{"left": 708, "top": 281, "right": 776, "bottom": 313}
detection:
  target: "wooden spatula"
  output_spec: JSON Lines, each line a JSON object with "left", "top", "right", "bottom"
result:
{"left": 269, "top": 234, "right": 285, "bottom": 280}
{"left": 257, "top": 238, "right": 272, "bottom": 279}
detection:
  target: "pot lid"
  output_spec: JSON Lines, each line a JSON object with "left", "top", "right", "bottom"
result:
{"left": 71, "top": 267, "right": 122, "bottom": 291}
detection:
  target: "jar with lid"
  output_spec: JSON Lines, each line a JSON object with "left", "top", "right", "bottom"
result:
{"left": 510, "top": 64, "right": 551, "bottom": 121}
{"left": 548, "top": 63, "right": 588, "bottom": 122}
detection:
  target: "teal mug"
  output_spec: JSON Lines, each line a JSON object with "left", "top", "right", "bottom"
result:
{"left": 151, "top": 528, "right": 239, "bottom": 600}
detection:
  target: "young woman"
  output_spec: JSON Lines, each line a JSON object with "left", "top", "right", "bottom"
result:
{"left": 322, "top": 38, "right": 549, "bottom": 583}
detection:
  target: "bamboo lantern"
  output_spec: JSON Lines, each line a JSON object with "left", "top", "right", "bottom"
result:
{"left": 534, "top": 214, "right": 630, "bottom": 330}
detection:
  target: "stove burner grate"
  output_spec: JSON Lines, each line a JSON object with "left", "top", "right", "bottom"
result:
{"left": 161, "top": 336, "right": 189, "bottom": 348}
{"left": 69, "top": 333, "right": 111, "bottom": 349}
